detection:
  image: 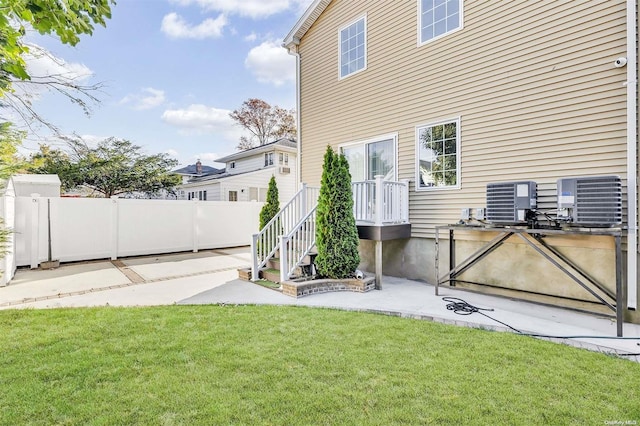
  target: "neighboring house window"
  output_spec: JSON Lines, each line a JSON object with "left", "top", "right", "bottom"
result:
{"left": 230, "top": 161, "right": 235, "bottom": 169}
{"left": 341, "top": 134, "right": 396, "bottom": 182}
{"left": 229, "top": 191, "right": 238, "bottom": 201}
{"left": 339, "top": 15, "right": 366, "bottom": 79}
{"left": 277, "top": 152, "right": 290, "bottom": 165}
{"left": 419, "top": 0, "right": 462, "bottom": 45}
{"left": 203, "top": 190, "right": 207, "bottom": 201}
{"left": 199, "top": 191, "right": 203, "bottom": 200}
{"left": 264, "top": 153, "right": 274, "bottom": 166}
{"left": 416, "top": 118, "right": 460, "bottom": 189}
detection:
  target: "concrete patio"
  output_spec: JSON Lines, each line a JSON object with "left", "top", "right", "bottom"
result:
{"left": 1, "top": 246, "right": 639, "bottom": 361}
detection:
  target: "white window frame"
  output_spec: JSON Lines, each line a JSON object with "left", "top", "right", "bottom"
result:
{"left": 338, "top": 14, "right": 367, "bottom": 80}
{"left": 415, "top": 117, "right": 461, "bottom": 191}
{"left": 340, "top": 133, "right": 398, "bottom": 182}
{"left": 229, "top": 161, "right": 235, "bottom": 169}
{"left": 417, "top": 0, "right": 463, "bottom": 47}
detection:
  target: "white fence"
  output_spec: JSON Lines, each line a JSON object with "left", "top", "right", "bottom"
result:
{"left": 1, "top": 196, "right": 263, "bottom": 284}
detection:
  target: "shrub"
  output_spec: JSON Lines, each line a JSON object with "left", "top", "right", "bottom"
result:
{"left": 315, "top": 146, "right": 360, "bottom": 278}
{"left": 259, "top": 175, "right": 280, "bottom": 230}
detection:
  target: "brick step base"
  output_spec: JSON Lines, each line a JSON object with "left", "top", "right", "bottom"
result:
{"left": 281, "top": 276, "right": 376, "bottom": 298}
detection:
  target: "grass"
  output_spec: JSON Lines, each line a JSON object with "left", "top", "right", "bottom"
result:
{"left": 1, "top": 305, "right": 639, "bottom": 425}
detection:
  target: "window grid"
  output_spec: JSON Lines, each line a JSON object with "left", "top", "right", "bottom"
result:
{"left": 420, "top": 0, "right": 461, "bottom": 44}
{"left": 416, "top": 119, "right": 459, "bottom": 189}
{"left": 340, "top": 17, "right": 366, "bottom": 78}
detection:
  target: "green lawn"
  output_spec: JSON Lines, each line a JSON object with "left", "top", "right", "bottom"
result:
{"left": 0, "top": 305, "right": 638, "bottom": 425}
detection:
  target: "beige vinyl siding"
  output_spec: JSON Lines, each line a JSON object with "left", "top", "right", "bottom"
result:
{"left": 298, "top": 0, "right": 628, "bottom": 238}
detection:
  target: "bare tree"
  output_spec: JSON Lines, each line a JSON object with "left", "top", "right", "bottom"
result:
{"left": 229, "top": 98, "right": 296, "bottom": 150}
{"left": 1, "top": 46, "right": 105, "bottom": 135}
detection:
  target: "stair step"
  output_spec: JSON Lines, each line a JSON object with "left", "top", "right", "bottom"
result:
{"left": 268, "top": 257, "right": 280, "bottom": 270}
{"left": 260, "top": 268, "right": 281, "bottom": 283}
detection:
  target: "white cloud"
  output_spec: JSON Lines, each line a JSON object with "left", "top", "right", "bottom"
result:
{"left": 169, "top": 0, "right": 291, "bottom": 19}
{"left": 24, "top": 45, "right": 93, "bottom": 82}
{"left": 161, "top": 12, "right": 227, "bottom": 39}
{"left": 245, "top": 40, "right": 295, "bottom": 86}
{"left": 165, "top": 149, "right": 180, "bottom": 158}
{"left": 120, "top": 87, "right": 166, "bottom": 110}
{"left": 162, "top": 104, "right": 232, "bottom": 129}
{"left": 196, "top": 152, "right": 223, "bottom": 162}
{"left": 244, "top": 32, "right": 257, "bottom": 42}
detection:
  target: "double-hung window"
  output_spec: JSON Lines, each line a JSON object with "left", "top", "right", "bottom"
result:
{"left": 419, "top": 0, "right": 462, "bottom": 45}
{"left": 416, "top": 118, "right": 460, "bottom": 189}
{"left": 264, "top": 153, "right": 273, "bottom": 166}
{"left": 339, "top": 15, "right": 367, "bottom": 79}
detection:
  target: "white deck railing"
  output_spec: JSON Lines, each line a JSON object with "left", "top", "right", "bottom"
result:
{"left": 352, "top": 176, "right": 410, "bottom": 225}
{"left": 251, "top": 184, "right": 319, "bottom": 281}
{"left": 252, "top": 177, "right": 409, "bottom": 282}
{"left": 280, "top": 204, "right": 317, "bottom": 282}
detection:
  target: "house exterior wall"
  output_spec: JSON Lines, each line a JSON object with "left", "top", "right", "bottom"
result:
{"left": 218, "top": 167, "right": 296, "bottom": 204}
{"left": 227, "top": 153, "right": 268, "bottom": 175}
{"left": 179, "top": 181, "right": 221, "bottom": 201}
{"left": 295, "top": 0, "right": 638, "bottom": 320}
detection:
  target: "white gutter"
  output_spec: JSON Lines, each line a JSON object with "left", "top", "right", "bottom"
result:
{"left": 626, "top": 0, "right": 638, "bottom": 309}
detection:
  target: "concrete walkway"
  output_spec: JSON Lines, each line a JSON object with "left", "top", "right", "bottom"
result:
{"left": 2, "top": 247, "right": 639, "bottom": 361}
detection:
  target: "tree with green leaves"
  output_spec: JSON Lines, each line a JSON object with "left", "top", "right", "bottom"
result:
{"left": 315, "top": 146, "right": 360, "bottom": 279}
{"left": 30, "top": 136, "right": 180, "bottom": 198}
{"left": 0, "top": 122, "right": 28, "bottom": 178}
{"left": 0, "top": 0, "right": 115, "bottom": 131}
{"left": 259, "top": 175, "right": 280, "bottom": 229}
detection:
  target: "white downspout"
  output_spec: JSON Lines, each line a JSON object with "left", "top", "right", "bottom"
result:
{"left": 626, "top": 0, "right": 638, "bottom": 310}
{"left": 286, "top": 39, "right": 302, "bottom": 191}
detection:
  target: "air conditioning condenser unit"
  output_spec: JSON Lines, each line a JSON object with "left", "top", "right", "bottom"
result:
{"left": 486, "top": 181, "right": 537, "bottom": 225}
{"left": 557, "top": 175, "right": 622, "bottom": 226}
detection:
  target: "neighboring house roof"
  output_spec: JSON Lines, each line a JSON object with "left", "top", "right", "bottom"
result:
{"left": 283, "top": 0, "right": 332, "bottom": 50}
{"left": 173, "top": 163, "right": 220, "bottom": 176}
{"left": 214, "top": 138, "right": 297, "bottom": 163}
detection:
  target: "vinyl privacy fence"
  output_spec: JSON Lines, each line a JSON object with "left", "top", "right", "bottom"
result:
{"left": 1, "top": 196, "right": 263, "bottom": 285}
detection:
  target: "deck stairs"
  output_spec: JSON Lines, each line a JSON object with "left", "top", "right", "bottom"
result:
{"left": 243, "top": 184, "right": 319, "bottom": 284}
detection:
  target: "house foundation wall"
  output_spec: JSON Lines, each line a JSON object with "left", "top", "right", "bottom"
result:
{"left": 358, "top": 236, "right": 640, "bottom": 324}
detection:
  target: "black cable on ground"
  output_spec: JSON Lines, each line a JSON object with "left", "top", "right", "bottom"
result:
{"left": 442, "top": 297, "right": 640, "bottom": 356}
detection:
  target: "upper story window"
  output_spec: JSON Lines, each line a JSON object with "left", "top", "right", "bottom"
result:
{"left": 279, "top": 152, "right": 289, "bottom": 165}
{"left": 419, "top": 0, "right": 462, "bottom": 45}
{"left": 264, "top": 152, "right": 273, "bottom": 166}
{"left": 229, "top": 161, "right": 235, "bottom": 169}
{"left": 416, "top": 118, "right": 460, "bottom": 190}
{"left": 339, "top": 15, "right": 367, "bottom": 79}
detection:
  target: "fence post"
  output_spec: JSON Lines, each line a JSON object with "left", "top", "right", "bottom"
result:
{"left": 29, "top": 194, "right": 40, "bottom": 269}
{"left": 374, "top": 175, "right": 383, "bottom": 226}
{"left": 192, "top": 198, "right": 199, "bottom": 253}
{"left": 401, "top": 179, "right": 410, "bottom": 223}
{"left": 110, "top": 197, "right": 119, "bottom": 260}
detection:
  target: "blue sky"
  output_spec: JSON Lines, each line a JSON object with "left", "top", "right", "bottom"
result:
{"left": 18, "top": 0, "right": 313, "bottom": 168}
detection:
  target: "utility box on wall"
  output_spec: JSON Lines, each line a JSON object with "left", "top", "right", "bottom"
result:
{"left": 557, "top": 175, "right": 622, "bottom": 226}
{"left": 486, "top": 181, "right": 537, "bottom": 225}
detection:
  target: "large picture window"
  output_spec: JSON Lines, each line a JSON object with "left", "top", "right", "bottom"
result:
{"left": 341, "top": 135, "right": 396, "bottom": 182}
{"left": 416, "top": 118, "right": 460, "bottom": 189}
{"left": 419, "top": 0, "right": 462, "bottom": 45}
{"left": 339, "top": 15, "right": 366, "bottom": 79}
